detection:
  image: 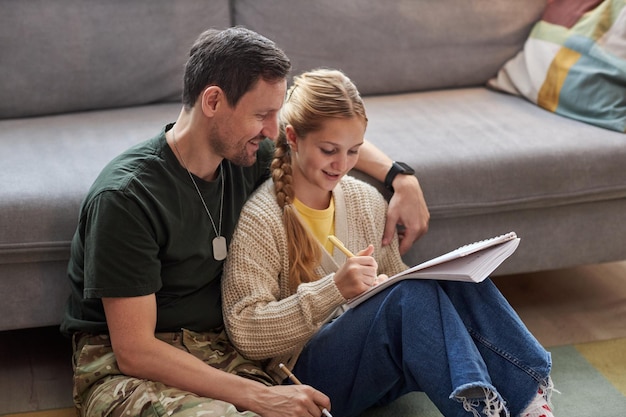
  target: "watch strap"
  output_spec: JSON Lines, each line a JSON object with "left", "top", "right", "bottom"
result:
{"left": 384, "top": 161, "right": 415, "bottom": 192}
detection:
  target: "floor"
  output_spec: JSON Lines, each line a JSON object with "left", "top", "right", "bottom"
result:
{"left": 495, "top": 260, "right": 626, "bottom": 347}
{"left": 1, "top": 260, "right": 625, "bottom": 415}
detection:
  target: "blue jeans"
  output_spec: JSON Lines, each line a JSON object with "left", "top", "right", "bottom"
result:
{"left": 292, "top": 279, "right": 551, "bottom": 417}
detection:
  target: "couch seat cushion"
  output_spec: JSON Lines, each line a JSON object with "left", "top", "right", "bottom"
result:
{"left": 360, "top": 87, "right": 626, "bottom": 218}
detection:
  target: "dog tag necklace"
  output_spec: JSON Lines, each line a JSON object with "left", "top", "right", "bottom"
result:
{"left": 172, "top": 130, "right": 228, "bottom": 261}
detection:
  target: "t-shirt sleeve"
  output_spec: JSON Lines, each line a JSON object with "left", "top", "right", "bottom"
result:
{"left": 82, "top": 190, "right": 162, "bottom": 299}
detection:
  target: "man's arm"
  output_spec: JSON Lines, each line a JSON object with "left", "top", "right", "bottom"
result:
{"left": 355, "top": 140, "right": 430, "bottom": 254}
{"left": 102, "top": 295, "right": 331, "bottom": 417}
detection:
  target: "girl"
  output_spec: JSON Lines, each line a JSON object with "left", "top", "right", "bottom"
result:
{"left": 222, "top": 69, "right": 555, "bottom": 417}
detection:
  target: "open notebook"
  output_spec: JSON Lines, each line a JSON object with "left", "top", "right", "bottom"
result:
{"left": 347, "top": 232, "right": 520, "bottom": 308}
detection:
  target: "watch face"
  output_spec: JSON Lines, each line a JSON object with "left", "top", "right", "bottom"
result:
{"left": 396, "top": 162, "right": 415, "bottom": 175}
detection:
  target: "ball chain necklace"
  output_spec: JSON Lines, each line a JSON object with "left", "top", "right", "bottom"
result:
{"left": 171, "top": 129, "right": 228, "bottom": 261}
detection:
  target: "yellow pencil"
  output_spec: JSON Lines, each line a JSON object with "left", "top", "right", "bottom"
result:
{"left": 278, "top": 363, "right": 334, "bottom": 417}
{"left": 328, "top": 235, "right": 354, "bottom": 258}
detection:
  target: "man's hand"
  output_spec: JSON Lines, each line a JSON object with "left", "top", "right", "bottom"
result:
{"left": 383, "top": 174, "right": 430, "bottom": 254}
{"left": 252, "top": 384, "right": 332, "bottom": 417}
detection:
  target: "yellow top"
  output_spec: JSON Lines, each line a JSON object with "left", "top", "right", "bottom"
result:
{"left": 292, "top": 196, "right": 335, "bottom": 254}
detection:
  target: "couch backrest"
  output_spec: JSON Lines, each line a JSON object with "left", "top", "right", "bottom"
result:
{"left": 233, "top": 0, "right": 546, "bottom": 95}
{"left": 0, "top": 0, "right": 547, "bottom": 119}
{"left": 0, "top": 0, "right": 231, "bottom": 119}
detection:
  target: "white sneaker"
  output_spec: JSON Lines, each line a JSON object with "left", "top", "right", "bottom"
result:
{"left": 519, "top": 388, "right": 554, "bottom": 417}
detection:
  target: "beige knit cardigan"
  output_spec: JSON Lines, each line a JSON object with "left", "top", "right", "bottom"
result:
{"left": 222, "top": 176, "right": 408, "bottom": 383}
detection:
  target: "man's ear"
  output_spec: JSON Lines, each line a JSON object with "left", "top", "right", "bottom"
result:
{"left": 200, "top": 86, "right": 223, "bottom": 116}
{"left": 285, "top": 125, "right": 298, "bottom": 153}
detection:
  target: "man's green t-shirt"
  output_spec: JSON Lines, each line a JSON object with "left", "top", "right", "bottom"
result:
{"left": 61, "top": 125, "right": 273, "bottom": 335}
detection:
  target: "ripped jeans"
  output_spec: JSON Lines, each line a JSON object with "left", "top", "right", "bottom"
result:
{"left": 292, "top": 279, "right": 552, "bottom": 417}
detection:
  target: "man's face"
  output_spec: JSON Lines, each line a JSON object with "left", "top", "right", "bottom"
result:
{"left": 210, "top": 78, "right": 287, "bottom": 166}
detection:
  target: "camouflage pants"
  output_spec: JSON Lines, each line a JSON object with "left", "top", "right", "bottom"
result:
{"left": 72, "top": 328, "right": 274, "bottom": 417}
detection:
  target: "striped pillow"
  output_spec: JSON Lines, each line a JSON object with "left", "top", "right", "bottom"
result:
{"left": 488, "top": 0, "right": 626, "bottom": 132}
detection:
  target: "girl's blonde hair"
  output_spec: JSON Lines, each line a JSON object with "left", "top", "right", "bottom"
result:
{"left": 271, "top": 68, "right": 367, "bottom": 292}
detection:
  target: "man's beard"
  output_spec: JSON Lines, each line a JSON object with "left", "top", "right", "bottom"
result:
{"left": 209, "top": 126, "right": 259, "bottom": 167}
{"left": 228, "top": 140, "right": 259, "bottom": 167}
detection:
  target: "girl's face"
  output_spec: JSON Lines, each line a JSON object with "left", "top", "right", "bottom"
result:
{"left": 286, "top": 116, "right": 366, "bottom": 209}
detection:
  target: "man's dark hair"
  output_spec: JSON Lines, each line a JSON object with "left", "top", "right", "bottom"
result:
{"left": 182, "top": 27, "right": 291, "bottom": 109}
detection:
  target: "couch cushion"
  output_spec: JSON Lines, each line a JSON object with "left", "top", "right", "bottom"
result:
{"left": 0, "top": 0, "right": 231, "bottom": 119}
{"left": 0, "top": 103, "right": 181, "bottom": 266}
{"left": 233, "top": 0, "right": 546, "bottom": 95}
{"left": 359, "top": 87, "right": 626, "bottom": 218}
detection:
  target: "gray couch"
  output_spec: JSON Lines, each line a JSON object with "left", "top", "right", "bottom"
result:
{"left": 1, "top": 0, "right": 625, "bottom": 338}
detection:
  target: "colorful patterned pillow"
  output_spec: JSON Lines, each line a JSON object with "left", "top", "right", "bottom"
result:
{"left": 487, "top": 0, "right": 626, "bottom": 132}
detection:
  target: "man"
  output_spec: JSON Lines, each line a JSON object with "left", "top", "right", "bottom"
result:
{"left": 61, "top": 27, "right": 429, "bottom": 417}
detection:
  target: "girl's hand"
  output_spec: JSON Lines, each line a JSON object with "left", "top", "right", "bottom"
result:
{"left": 333, "top": 245, "right": 379, "bottom": 299}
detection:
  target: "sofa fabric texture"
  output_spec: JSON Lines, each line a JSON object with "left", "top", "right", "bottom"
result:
{"left": 0, "top": 0, "right": 231, "bottom": 118}
{"left": 234, "top": 0, "right": 546, "bottom": 95}
{"left": 1, "top": 0, "right": 625, "bottom": 335}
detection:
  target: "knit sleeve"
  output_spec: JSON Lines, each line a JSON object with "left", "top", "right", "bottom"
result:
{"left": 341, "top": 177, "right": 408, "bottom": 277}
{"left": 222, "top": 182, "right": 346, "bottom": 361}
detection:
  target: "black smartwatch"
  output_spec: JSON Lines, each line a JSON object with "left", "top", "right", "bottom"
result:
{"left": 384, "top": 161, "right": 415, "bottom": 192}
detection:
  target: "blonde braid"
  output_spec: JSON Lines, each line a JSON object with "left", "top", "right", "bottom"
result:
{"left": 271, "top": 134, "right": 293, "bottom": 209}
{"left": 271, "top": 132, "right": 321, "bottom": 293}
